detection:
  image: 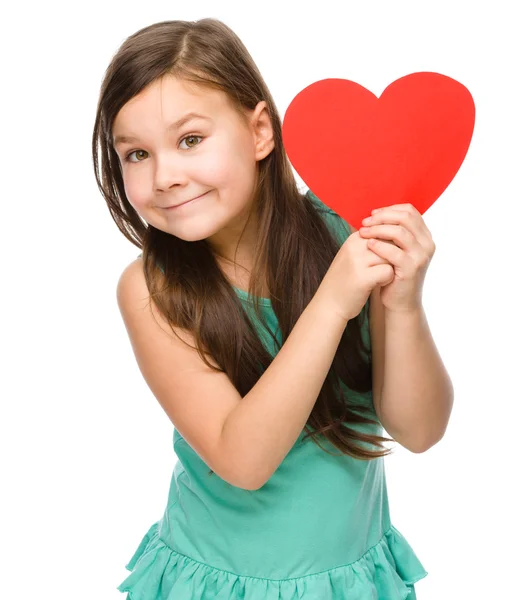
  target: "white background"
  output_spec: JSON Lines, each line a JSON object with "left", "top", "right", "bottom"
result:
{"left": 2, "top": 1, "right": 508, "bottom": 598}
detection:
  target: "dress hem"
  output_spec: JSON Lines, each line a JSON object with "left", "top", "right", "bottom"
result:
{"left": 118, "top": 521, "right": 428, "bottom": 599}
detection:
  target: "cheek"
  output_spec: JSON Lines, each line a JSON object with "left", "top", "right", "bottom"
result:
{"left": 123, "top": 173, "right": 149, "bottom": 207}
{"left": 195, "top": 155, "right": 228, "bottom": 184}
{"left": 123, "top": 168, "right": 151, "bottom": 196}
{"left": 198, "top": 138, "right": 254, "bottom": 185}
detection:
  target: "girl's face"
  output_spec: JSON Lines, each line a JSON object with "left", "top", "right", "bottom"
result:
{"left": 112, "top": 75, "right": 274, "bottom": 253}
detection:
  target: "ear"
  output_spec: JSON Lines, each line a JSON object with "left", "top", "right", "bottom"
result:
{"left": 250, "top": 101, "right": 275, "bottom": 161}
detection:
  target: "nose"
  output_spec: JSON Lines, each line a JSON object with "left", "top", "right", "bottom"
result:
{"left": 154, "top": 152, "right": 187, "bottom": 191}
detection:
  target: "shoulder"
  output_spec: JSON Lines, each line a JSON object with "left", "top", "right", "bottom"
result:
{"left": 116, "top": 256, "right": 147, "bottom": 317}
{"left": 116, "top": 253, "right": 167, "bottom": 311}
{"left": 115, "top": 256, "right": 202, "bottom": 368}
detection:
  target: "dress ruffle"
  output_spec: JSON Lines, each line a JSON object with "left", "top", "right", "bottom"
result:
{"left": 117, "top": 521, "right": 428, "bottom": 599}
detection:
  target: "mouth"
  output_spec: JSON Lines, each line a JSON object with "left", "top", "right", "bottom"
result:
{"left": 163, "top": 191, "right": 210, "bottom": 210}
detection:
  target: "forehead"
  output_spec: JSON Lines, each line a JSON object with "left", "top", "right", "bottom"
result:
{"left": 112, "top": 75, "right": 235, "bottom": 133}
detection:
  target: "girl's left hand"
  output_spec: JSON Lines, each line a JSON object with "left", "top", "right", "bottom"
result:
{"left": 358, "top": 203, "right": 436, "bottom": 313}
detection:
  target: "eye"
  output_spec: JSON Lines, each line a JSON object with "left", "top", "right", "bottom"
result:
{"left": 124, "top": 150, "right": 148, "bottom": 163}
{"left": 178, "top": 135, "right": 203, "bottom": 149}
{"left": 123, "top": 135, "right": 203, "bottom": 163}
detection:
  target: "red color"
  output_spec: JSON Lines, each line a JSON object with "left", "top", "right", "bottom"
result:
{"left": 282, "top": 72, "right": 475, "bottom": 231}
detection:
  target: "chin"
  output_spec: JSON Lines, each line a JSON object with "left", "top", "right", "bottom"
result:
{"left": 170, "top": 223, "right": 222, "bottom": 243}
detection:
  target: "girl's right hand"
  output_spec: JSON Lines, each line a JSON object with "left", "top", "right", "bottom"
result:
{"left": 319, "top": 230, "right": 395, "bottom": 322}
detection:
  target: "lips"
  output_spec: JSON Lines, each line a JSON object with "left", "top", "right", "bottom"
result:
{"left": 164, "top": 191, "right": 209, "bottom": 209}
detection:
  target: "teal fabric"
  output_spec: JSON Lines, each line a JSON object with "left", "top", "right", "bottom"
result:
{"left": 119, "top": 190, "right": 428, "bottom": 599}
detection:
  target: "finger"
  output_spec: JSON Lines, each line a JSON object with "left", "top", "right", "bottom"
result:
{"left": 368, "top": 206, "right": 432, "bottom": 247}
{"left": 364, "top": 209, "right": 428, "bottom": 239}
{"left": 366, "top": 237, "right": 405, "bottom": 267}
{"left": 372, "top": 203, "right": 419, "bottom": 215}
{"left": 365, "top": 214, "right": 433, "bottom": 254}
{"left": 359, "top": 224, "right": 415, "bottom": 253}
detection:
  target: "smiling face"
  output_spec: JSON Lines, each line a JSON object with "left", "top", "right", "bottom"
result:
{"left": 111, "top": 74, "right": 274, "bottom": 257}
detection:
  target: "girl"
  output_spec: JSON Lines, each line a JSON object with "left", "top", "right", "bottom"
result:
{"left": 93, "top": 18, "right": 453, "bottom": 600}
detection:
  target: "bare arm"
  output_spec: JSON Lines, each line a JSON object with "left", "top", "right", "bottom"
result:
{"left": 350, "top": 220, "right": 453, "bottom": 453}
{"left": 220, "top": 286, "right": 348, "bottom": 489}
{"left": 117, "top": 259, "right": 349, "bottom": 492}
{"left": 377, "top": 306, "right": 454, "bottom": 453}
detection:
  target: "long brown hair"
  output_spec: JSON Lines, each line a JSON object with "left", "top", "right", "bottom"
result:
{"left": 92, "top": 18, "right": 394, "bottom": 468}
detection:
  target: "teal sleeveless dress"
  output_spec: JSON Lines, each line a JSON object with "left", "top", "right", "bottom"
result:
{"left": 118, "top": 191, "right": 428, "bottom": 599}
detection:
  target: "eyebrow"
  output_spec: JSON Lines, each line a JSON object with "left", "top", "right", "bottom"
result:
{"left": 113, "top": 112, "right": 212, "bottom": 147}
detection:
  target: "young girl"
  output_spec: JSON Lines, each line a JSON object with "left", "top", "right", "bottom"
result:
{"left": 93, "top": 17, "right": 453, "bottom": 600}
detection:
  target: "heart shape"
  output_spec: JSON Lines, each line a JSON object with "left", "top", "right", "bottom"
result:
{"left": 282, "top": 72, "right": 475, "bottom": 231}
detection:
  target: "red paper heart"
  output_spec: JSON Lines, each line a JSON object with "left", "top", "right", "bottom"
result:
{"left": 282, "top": 72, "right": 475, "bottom": 231}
